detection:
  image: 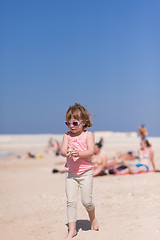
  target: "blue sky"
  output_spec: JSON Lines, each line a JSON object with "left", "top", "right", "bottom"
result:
{"left": 1, "top": 0, "right": 160, "bottom": 136}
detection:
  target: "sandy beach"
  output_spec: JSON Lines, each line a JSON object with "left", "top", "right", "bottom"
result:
{"left": 0, "top": 133, "right": 160, "bottom": 240}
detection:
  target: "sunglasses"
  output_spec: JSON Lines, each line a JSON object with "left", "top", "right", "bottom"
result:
{"left": 65, "top": 120, "right": 83, "bottom": 127}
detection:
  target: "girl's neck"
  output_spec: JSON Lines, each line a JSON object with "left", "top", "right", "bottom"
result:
{"left": 70, "top": 129, "right": 85, "bottom": 137}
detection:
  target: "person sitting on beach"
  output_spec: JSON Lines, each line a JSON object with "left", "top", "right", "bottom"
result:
{"left": 92, "top": 138, "right": 107, "bottom": 177}
{"left": 138, "top": 124, "right": 148, "bottom": 139}
{"left": 114, "top": 138, "right": 156, "bottom": 175}
{"left": 45, "top": 138, "right": 61, "bottom": 156}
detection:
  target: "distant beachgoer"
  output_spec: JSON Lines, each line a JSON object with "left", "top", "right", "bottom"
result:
{"left": 45, "top": 138, "right": 61, "bottom": 156}
{"left": 113, "top": 139, "right": 156, "bottom": 175}
{"left": 138, "top": 124, "right": 148, "bottom": 139}
{"left": 61, "top": 103, "right": 99, "bottom": 239}
{"left": 92, "top": 138, "right": 107, "bottom": 176}
{"left": 24, "top": 152, "right": 44, "bottom": 159}
{"left": 52, "top": 168, "right": 66, "bottom": 173}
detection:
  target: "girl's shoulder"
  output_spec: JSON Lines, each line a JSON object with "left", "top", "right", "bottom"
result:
{"left": 85, "top": 130, "right": 93, "bottom": 135}
{"left": 86, "top": 130, "right": 94, "bottom": 141}
{"left": 82, "top": 130, "right": 94, "bottom": 139}
{"left": 64, "top": 131, "right": 71, "bottom": 136}
{"left": 63, "top": 131, "right": 71, "bottom": 139}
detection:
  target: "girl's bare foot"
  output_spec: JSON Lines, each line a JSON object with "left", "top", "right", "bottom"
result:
{"left": 65, "top": 222, "right": 77, "bottom": 239}
{"left": 64, "top": 230, "right": 77, "bottom": 239}
{"left": 87, "top": 208, "right": 99, "bottom": 231}
{"left": 91, "top": 218, "right": 99, "bottom": 231}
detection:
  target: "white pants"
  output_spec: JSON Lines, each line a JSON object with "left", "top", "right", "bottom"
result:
{"left": 65, "top": 168, "right": 95, "bottom": 223}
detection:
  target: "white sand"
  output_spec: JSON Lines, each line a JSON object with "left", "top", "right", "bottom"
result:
{"left": 0, "top": 133, "right": 160, "bottom": 240}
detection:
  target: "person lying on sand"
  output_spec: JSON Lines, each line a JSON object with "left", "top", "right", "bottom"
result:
{"left": 106, "top": 151, "right": 138, "bottom": 169}
{"left": 111, "top": 139, "right": 156, "bottom": 175}
{"left": 23, "top": 152, "right": 44, "bottom": 159}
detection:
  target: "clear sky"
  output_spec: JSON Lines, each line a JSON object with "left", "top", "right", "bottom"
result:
{"left": 1, "top": 0, "right": 160, "bottom": 136}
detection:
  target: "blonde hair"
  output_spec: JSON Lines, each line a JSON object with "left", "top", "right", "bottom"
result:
{"left": 66, "top": 103, "right": 92, "bottom": 128}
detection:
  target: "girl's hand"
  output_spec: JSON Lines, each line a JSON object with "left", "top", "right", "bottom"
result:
{"left": 66, "top": 151, "right": 72, "bottom": 158}
{"left": 71, "top": 149, "right": 80, "bottom": 157}
{"left": 67, "top": 147, "right": 74, "bottom": 158}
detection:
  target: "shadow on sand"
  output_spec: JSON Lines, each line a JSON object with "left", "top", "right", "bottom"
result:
{"left": 66, "top": 219, "right": 91, "bottom": 233}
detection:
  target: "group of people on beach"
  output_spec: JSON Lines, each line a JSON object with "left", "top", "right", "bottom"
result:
{"left": 59, "top": 103, "right": 157, "bottom": 239}
{"left": 92, "top": 137, "right": 155, "bottom": 176}
{"left": 53, "top": 123, "right": 155, "bottom": 177}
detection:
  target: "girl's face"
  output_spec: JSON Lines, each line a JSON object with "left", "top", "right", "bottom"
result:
{"left": 66, "top": 116, "right": 85, "bottom": 134}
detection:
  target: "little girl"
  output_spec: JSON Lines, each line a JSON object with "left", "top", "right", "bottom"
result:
{"left": 61, "top": 103, "right": 99, "bottom": 239}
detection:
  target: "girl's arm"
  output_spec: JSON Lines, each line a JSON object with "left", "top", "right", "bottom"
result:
{"left": 72, "top": 131, "right": 95, "bottom": 158}
{"left": 60, "top": 133, "right": 68, "bottom": 157}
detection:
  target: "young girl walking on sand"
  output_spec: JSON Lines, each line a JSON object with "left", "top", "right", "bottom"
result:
{"left": 61, "top": 103, "right": 99, "bottom": 239}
